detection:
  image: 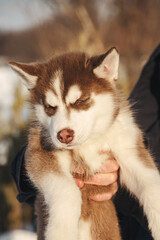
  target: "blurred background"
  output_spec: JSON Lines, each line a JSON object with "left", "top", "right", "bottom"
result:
{"left": 0, "top": 0, "right": 160, "bottom": 239}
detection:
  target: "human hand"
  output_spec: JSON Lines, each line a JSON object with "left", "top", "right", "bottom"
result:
{"left": 74, "top": 157, "right": 119, "bottom": 201}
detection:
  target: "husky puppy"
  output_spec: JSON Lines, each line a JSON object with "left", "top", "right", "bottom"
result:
{"left": 10, "top": 48, "right": 160, "bottom": 240}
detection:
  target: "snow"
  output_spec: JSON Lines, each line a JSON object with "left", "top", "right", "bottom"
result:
{"left": 0, "top": 230, "right": 37, "bottom": 240}
{"left": 0, "top": 65, "right": 18, "bottom": 121}
{"left": 0, "top": 63, "right": 28, "bottom": 122}
{"left": 0, "top": 65, "right": 18, "bottom": 107}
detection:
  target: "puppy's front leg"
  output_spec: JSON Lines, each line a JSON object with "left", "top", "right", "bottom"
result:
{"left": 121, "top": 159, "right": 160, "bottom": 240}
{"left": 111, "top": 133, "right": 160, "bottom": 240}
{"left": 40, "top": 173, "right": 82, "bottom": 240}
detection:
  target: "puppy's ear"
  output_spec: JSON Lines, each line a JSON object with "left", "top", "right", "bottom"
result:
{"left": 93, "top": 47, "right": 119, "bottom": 81}
{"left": 9, "top": 62, "right": 40, "bottom": 90}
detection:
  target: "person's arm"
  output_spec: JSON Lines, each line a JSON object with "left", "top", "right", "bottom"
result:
{"left": 11, "top": 145, "right": 37, "bottom": 207}
{"left": 129, "top": 44, "right": 160, "bottom": 167}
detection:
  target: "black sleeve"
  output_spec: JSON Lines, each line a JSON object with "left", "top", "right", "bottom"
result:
{"left": 11, "top": 145, "right": 37, "bottom": 207}
{"left": 114, "top": 44, "right": 160, "bottom": 230}
{"left": 129, "top": 44, "right": 160, "bottom": 166}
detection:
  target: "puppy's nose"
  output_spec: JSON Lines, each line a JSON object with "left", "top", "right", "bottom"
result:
{"left": 57, "top": 129, "right": 74, "bottom": 144}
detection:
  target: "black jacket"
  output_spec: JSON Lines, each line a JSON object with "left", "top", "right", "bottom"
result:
{"left": 11, "top": 44, "right": 160, "bottom": 235}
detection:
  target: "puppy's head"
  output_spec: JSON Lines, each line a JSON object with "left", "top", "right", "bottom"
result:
{"left": 9, "top": 48, "right": 119, "bottom": 149}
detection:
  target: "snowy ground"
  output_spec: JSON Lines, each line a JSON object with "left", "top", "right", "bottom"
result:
{"left": 0, "top": 230, "right": 37, "bottom": 240}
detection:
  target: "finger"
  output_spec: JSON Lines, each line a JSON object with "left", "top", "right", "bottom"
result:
{"left": 84, "top": 172, "right": 118, "bottom": 186}
{"left": 99, "top": 159, "right": 119, "bottom": 173}
{"left": 90, "top": 192, "right": 112, "bottom": 201}
{"left": 74, "top": 178, "right": 84, "bottom": 189}
{"left": 90, "top": 182, "right": 119, "bottom": 201}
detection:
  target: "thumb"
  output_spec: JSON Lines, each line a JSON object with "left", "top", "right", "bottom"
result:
{"left": 74, "top": 178, "right": 84, "bottom": 189}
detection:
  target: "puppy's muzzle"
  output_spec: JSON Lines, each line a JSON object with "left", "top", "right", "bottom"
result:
{"left": 57, "top": 128, "right": 74, "bottom": 144}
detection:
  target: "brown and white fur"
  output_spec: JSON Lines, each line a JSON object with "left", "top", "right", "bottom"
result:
{"left": 10, "top": 48, "right": 160, "bottom": 240}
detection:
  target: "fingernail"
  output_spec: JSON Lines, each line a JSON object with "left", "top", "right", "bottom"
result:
{"left": 75, "top": 179, "right": 84, "bottom": 188}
